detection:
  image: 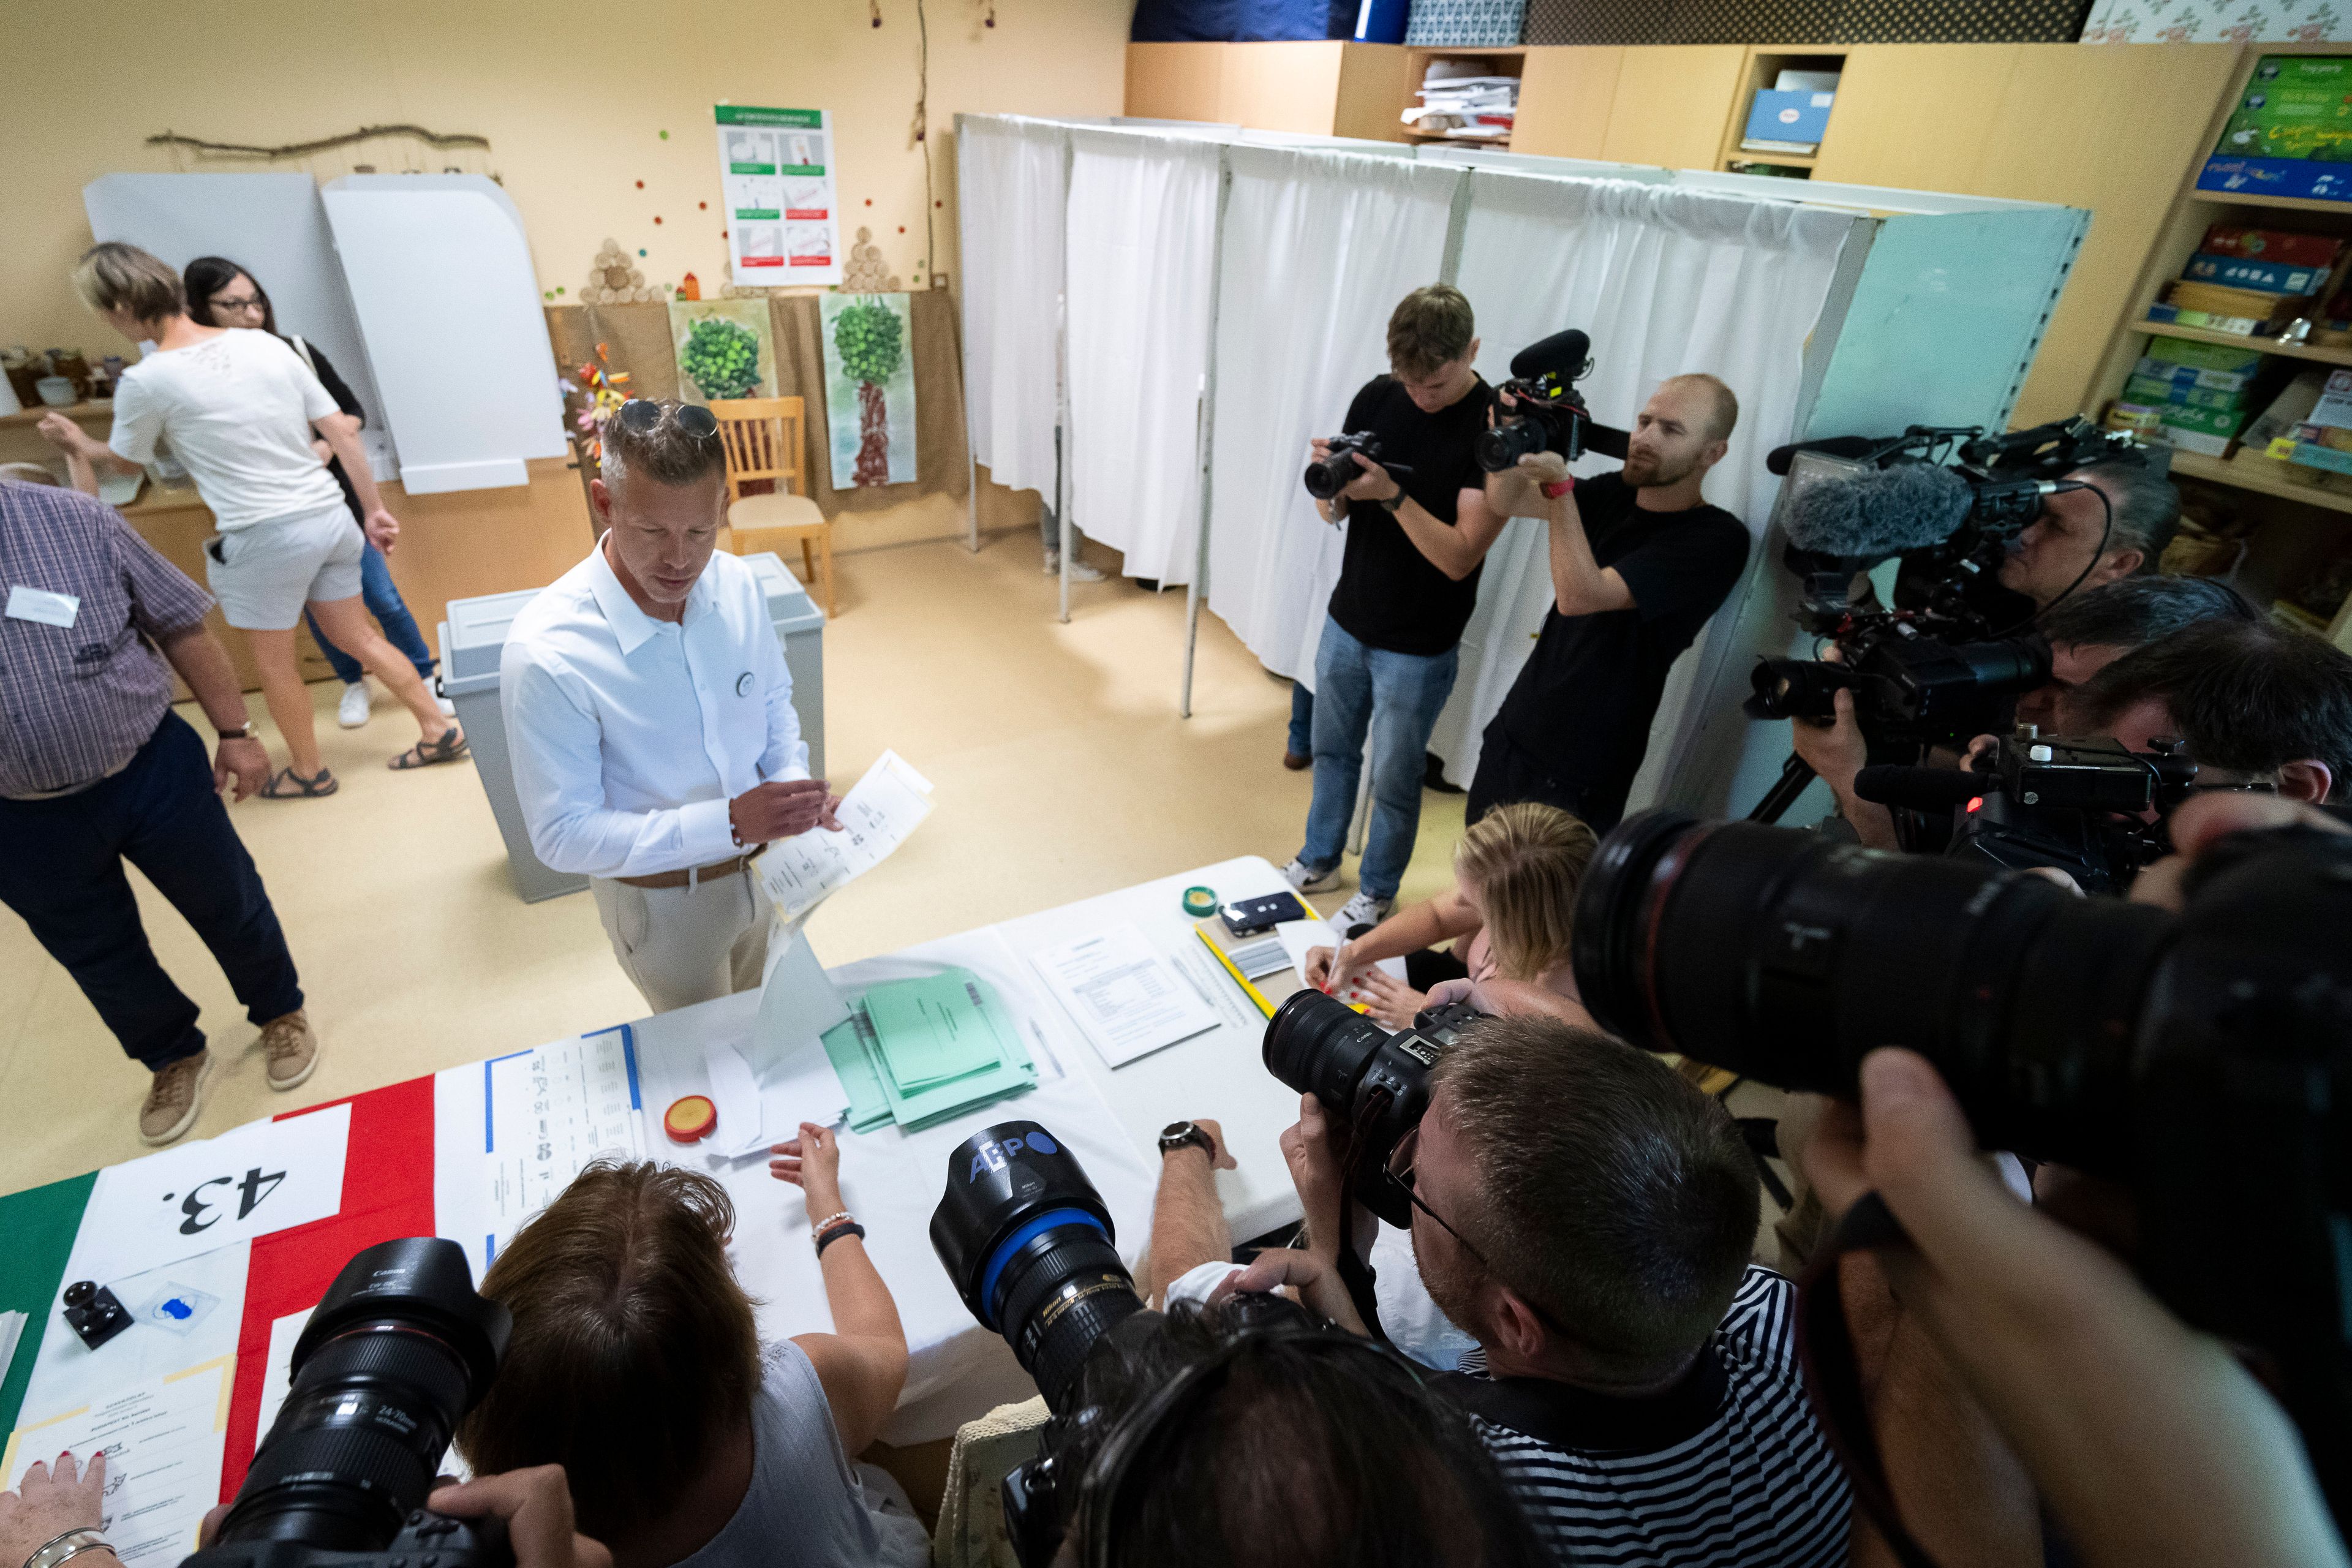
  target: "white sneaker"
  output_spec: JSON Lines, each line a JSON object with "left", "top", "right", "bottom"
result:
{"left": 1044, "top": 550, "right": 1106, "bottom": 582}
{"left": 1334, "top": 891, "right": 1393, "bottom": 936}
{"left": 1282, "top": 858, "right": 1343, "bottom": 895}
{"left": 435, "top": 693, "right": 456, "bottom": 718}
{"left": 336, "top": 681, "right": 372, "bottom": 728}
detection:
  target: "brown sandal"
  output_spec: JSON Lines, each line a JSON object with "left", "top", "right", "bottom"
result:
{"left": 260, "top": 766, "right": 337, "bottom": 799}
{"left": 388, "top": 726, "right": 469, "bottom": 770}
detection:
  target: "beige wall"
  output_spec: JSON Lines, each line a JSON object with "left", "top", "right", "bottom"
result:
{"left": 2, "top": 0, "right": 1134, "bottom": 356}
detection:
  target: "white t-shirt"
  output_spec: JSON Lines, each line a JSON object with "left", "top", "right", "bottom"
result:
{"left": 108, "top": 328, "right": 345, "bottom": 530}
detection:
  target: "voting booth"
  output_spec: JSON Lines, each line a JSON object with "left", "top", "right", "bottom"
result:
{"left": 439, "top": 553, "right": 829, "bottom": 903}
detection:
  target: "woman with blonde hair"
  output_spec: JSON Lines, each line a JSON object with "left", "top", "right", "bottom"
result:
{"left": 1303, "top": 801, "right": 1596, "bottom": 1030}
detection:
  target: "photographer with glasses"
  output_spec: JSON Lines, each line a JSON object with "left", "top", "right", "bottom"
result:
{"left": 1168, "top": 1020, "right": 1852, "bottom": 1566}
{"left": 502, "top": 399, "right": 841, "bottom": 1012}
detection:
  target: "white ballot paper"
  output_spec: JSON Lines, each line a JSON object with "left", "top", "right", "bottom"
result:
{"left": 701, "top": 1042, "right": 769, "bottom": 1158}
{"left": 1031, "top": 923, "right": 1219, "bottom": 1067}
{"left": 758, "top": 750, "right": 935, "bottom": 926}
{"left": 484, "top": 1032, "right": 644, "bottom": 1246}
{"left": 1276, "top": 919, "right": 1408, "bottom": 1009}
{"left": 2, "top": 1357, "right": 235, "bottom": 1568}
{"left": 72, "top": 1106, "right": 351, "bottom": 1286}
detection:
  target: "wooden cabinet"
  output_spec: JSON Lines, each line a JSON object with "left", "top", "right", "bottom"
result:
{"left": 1123, "top": 42, "right": 1408, "bottom": 141}
{"left": 1599, "top": 46, "right": 1747, "bottom": 168}
{"left": 1512, "top": 47, "right": 1622, "bottom": 159}
{"left": 1810, "top": 42, "right": 2242, "bottom": 427}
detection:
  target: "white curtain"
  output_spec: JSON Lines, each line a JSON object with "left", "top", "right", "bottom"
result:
{"left": 957, "top": 116, "right": 1065, "bottom": 497}
{"left": 1425, "top": 172, "right": 1853, "bottom": 796}
{"left": 1204, "top": 146, "right": 1462, "bottom": 677}
{"left": 1063, "top": 129, "right": 1223, "bottom": 585}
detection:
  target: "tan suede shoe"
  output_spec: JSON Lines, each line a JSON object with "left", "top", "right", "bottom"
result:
{"left": 140, "top": 1049, "right": 213, "bottom": 1145}
{"left": 261, "top": 1010, "right": 318, "bottom": 1091}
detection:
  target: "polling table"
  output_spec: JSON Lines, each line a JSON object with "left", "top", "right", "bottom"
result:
{"left": 0, "top": 856, "right": 1314, "bottom": 1560}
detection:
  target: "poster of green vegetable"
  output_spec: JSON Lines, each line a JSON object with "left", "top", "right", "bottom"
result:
{"left": 820, "top": 292, "right": 916, "bottom": 488}
{"left": 668, "top": 298, "right": 777, "bottom": 404}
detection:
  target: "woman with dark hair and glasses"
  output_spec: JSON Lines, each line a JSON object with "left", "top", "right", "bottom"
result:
{"left": 184, "top": 257, "right": 446, "bottom": 734}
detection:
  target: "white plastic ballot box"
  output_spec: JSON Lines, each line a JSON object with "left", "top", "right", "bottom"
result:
{"left": 439, "top": 553, "right": 827, "bottom": 902}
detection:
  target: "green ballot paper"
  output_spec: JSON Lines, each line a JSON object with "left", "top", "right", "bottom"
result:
{"left": 822, "top": 968, "right": 1038, "bottom": 1133}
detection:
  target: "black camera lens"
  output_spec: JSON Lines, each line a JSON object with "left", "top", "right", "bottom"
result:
{"left": 1474, "top": 413, "right": 1548, "bottom": 473}
{"left": 1744, "top": 656, "right": 1856, "bottom": 722}
{"left": 1303, "top": 451, "right": 1359, "bottom": 500}
{"left": 1264, "top": 989, "right": 1390, "bottom": 1111}
{"left": 1572, "top": 809, "right": 2175, "bottom": 1172}
{"left": 1263, "top": 992, "right": 1478, "bottom": 1227}
{"left": 932, "top": 1122, "right": 1145, "bottom": 1413}
{"left": 214, "top": 1238, "right": 509, "bottom": 1551}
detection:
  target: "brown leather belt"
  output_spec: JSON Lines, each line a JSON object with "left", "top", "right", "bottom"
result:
{"left": 616, "top": 844, "right": 766, "bottom": 890}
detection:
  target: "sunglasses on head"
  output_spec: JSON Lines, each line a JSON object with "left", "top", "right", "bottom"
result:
{"left": 616, "top": 399, "right": 719, "bottom": 440}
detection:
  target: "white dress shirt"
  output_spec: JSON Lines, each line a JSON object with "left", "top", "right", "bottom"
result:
{"left": 501, "top": 543, "right": 809, "bottom": 878}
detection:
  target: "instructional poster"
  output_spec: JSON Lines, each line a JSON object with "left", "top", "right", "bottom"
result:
{"left": 715, "top": 105, "right": 841, "bottom": 286}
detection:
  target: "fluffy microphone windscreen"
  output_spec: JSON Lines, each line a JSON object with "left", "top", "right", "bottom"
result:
{"left": 1783, "top": 462, "right": 1972, "bottom": 557}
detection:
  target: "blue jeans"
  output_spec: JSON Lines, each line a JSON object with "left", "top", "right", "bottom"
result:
{"left": 1298, "top": 616, "right": 1459, "bottom": 901}
{"left": 0, "top": 713, "right": 303, "bottom": 1068}
{"left": 306, "top": 540, "right": 434, "bottom": 685}
{"left": 1287, "top": 681, "right": 1314, "bottom": 756}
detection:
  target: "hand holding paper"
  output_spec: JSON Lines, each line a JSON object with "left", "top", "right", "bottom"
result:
{"left": 757, "top": 750, "right": 934, "bottom": 925}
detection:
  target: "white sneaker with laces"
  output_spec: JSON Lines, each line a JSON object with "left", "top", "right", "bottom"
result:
{"left": 1334, "top": 890, "right": 1393, "bottom": 937}
{"left": 1282, "top": 858, "right": 1343, "bottom": 895}
{"left": 336, "top": 681, "right": 372, "bottom": 728}
{"left": 1044, "top": 550, "right": 1107, "bottom": 582}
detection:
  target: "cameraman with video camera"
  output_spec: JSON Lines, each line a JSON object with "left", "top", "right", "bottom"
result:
{"left": 1792, "top": 574, "right": 2257, "bottom": 851}
{"left": 1996, "top": 462, "right": 2178, "bottom": 611}
{"left": 1469, "top": 375, "right": 1748, "bottom": 834}
{"left": 1284, "top": 285, "right": 1504, "bottom": 933}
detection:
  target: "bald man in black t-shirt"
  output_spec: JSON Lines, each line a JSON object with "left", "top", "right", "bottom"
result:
{"left": 1471, "top": 374, "right": 1749, "bottom": 832}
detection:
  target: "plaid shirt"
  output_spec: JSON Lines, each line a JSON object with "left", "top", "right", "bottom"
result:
{"left": 0, "top": 483, "right": 215, "bottom": 796}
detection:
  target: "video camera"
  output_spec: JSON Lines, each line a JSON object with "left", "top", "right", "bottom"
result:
{"left": 1572, "top": 807, "right": 2352, "bottom": 1510}
{"left": 1303, "top": 432, "right": 1417, "bottom": 502}
{"left": 184, "top": 1238, "right": 512, "bottom": 1568}
{"left": 1743, "top": 420, "right": 2144, "bottom": 801}
{"left": 1476, "top": 330, "right": 1616, "bottom": 472}
{"left": 1855, "top": 731, "right": 2201, "bottom": 894}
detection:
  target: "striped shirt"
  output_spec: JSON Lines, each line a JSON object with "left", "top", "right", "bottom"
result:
{"left": 0, "top": 483, "right": 214, "bottom": 796}
{"left": 1440, "top": 1267, "right": 1850, "bottom": 1567}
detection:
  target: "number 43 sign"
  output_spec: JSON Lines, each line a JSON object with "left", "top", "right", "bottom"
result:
{"left": 71, "top": 1104, "right": 353, "bottom": 1286}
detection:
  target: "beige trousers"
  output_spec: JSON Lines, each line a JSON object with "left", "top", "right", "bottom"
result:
{"left": 589, "top": 868, "right": 773, "bottom": 1014}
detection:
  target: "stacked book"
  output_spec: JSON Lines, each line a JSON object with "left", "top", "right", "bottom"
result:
{"left": 2106, "top": 335, "right": 2266, "bottom": 456}
{"left": 2149, "top": 224, "right": 2345, "bottom": 337}
{"left": 2262, "top": 367, "right": 2352, "bottom": 481}
{"left": 2198, "top": 56, "right": 2352, "bottom": 203}
{"left": 820, "top": 967, "right": 1037, "bottom": 1133}
{"left": 1402, "top": 74, "right": 1517, "bottom": 140}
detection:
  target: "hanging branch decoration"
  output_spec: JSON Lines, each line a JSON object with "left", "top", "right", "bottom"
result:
{"left": 832, "top": 297, "right": 905, "bottom": 488}
{"left": 147, "top": 124, "right": 489, "bottom": 159}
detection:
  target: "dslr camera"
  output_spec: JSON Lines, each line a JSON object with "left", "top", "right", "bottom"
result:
{"left": 1476, "top": 329, "right": 1608, "bottom": 472}
{"left": 1572, "top": 806, "right": 2352, "bottom": 1500}
{"left": 183, "top": 1238, "right": 511, "bottom": 1568}
{"left": 1855, "top": 731, "right": 2199, "bottom": 894}
{"left": 1303, "top": 432, "right": 1417, "bottom": 502}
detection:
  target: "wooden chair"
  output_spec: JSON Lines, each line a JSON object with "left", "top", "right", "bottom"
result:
{"left": 707, "top": 396, "right": 835, "bottom": 616}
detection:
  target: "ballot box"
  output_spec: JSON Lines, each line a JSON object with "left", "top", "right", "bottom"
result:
{"left": 439, "top": 553, "right": 827, "bottom": 902}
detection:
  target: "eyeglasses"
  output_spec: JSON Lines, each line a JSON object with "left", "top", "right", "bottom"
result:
{"left": 209, "top": 294, "right": 265, "bottom": 314}
{"left": 616, "top": 398, "right": 719, "bottom": 440}
{"left": 1388, "top": 1125, "right": 1569, "bottom": 1333}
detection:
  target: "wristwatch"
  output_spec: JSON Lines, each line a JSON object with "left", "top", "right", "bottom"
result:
{"left": 1377, "top": 489, "right": 1406, "bottom": 515}
{"left": 214, "top": 721, "right": 254, "bottom": 741}
{"left": 1540, "top": 475, "right": 1575, "bottom": 499}
{"left": 1159, "top": 1120, "right": 1216, "bottom": 1161}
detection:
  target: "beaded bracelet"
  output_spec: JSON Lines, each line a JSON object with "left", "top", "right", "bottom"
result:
{"left": 810, "top": 1210, "right": 853, "bottom": 1234}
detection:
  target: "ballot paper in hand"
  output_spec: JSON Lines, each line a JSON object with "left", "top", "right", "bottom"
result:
{"left": 1031, "top": 924, "right": 1219, "bottom": 1068}
{"left": 758, "top": 750, "right": 935, "bottom": 925}
{"left": 1276, "top": 919, "right": 1407, "bottom": 1009}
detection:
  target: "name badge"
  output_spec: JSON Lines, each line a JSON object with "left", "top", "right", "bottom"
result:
{"left": 5, "top": 585, "right": 80, "bottom": 628}
{"left": 735, "top": 671, "right": 753, "bottom": 698}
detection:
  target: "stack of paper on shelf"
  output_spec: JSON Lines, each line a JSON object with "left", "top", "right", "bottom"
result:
{"left": 820, "top": 968, "right": 1036, "bottom": 1133}
{"left": 1403, "top": 74, "right": 1517, "bottom": 140}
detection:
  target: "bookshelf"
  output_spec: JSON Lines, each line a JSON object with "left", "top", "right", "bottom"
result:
{"left": 1714, "top": 47, "right": 1848, "bottom": 178}
{"left": 2090, "top": 42, "right": 2352, "bottom": 647}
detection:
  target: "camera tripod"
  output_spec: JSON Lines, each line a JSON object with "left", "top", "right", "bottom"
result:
{"left": 1748, "top": 753, "right": 1817, "bottom": 824}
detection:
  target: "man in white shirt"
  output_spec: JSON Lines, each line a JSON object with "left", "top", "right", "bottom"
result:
{"left": 501, "top": 399, "right": 837, "bottom": 1012}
